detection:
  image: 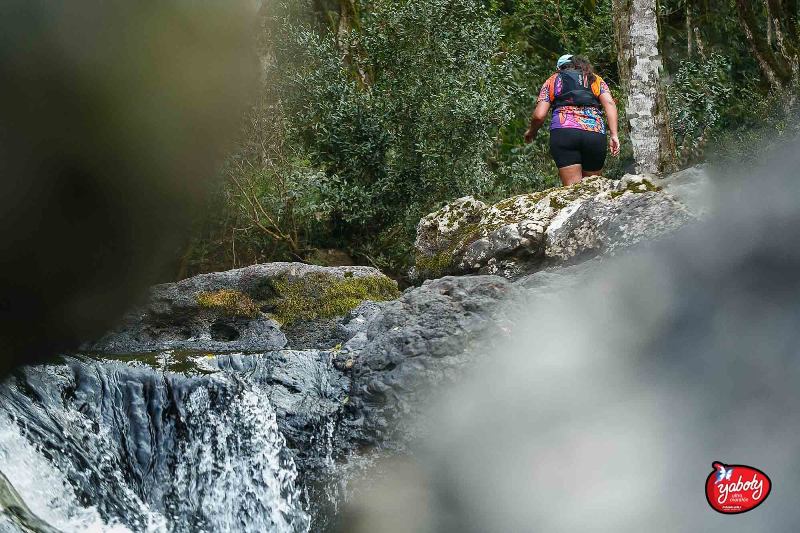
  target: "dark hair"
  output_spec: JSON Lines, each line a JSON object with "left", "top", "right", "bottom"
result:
{"left": 559, "top": 55, "right": 596, "bottom": 85}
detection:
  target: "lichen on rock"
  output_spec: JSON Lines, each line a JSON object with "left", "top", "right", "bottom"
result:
{"left": 609, "top": 173, "right": 663, "bottom": 199}
{"left": 413, "top": 171, "right": 700, "bottom": 281}
{"left": 414, "top": 196, "right": 488, "bottom": 278}
{"left": 413, "top": 177, "right": 615, "bottom": 279}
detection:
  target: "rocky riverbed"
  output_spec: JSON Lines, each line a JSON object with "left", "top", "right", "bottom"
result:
{"left": 0, "top": 169, "right": 706, "bottom": 532}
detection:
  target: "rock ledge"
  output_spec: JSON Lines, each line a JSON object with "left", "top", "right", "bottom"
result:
{"left": 413, "top": 173, "right": 698, "bottom": 280}
{"left": 86, "top": 262, "right": 398, "bottom": 354}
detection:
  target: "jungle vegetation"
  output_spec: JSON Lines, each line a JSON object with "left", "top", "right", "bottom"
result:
{"left": 178, "top": 0, "right": 800, "bottom": 282}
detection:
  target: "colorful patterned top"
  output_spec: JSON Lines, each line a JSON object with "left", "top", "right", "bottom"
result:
{"left": 537, "top": 73, "right": 611, "bottom": 134}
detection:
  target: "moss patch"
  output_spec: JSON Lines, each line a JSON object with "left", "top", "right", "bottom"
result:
{"left": 85, "top": 350, "right": 219, "bottom": 374}
{"left": 486, "top": 178, "right": 611, "bottom": 223}
{"left": 414, "top": 218, "right": 485, "bottom": 278}
{"left": 196, "top": 289, "right": 260, "bottom": 318}
{"left": 493, "top": 190, "right": 549, "bottom": 213}
{"left": 415, "top": 250, "right": 456, "bottom": 279}
{"left": 610, "top": 179, "right": 662, "bottom": 199}
{"left": 264, "top": 273, "right": 400, "bottom": 325}
{"left": 546, "top": 177, "right": 612, "bottom": 210}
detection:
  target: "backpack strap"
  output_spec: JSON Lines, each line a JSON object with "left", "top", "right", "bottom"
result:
{"left": 552, "top": 70, "right": 601, "bottom": 109}
{"left": 590, "top": 75, "right": 604, "bottom": 99}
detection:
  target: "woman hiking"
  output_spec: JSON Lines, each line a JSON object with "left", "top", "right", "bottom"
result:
{"left": 525, "top": 54, "right": 620, "bottom": 186}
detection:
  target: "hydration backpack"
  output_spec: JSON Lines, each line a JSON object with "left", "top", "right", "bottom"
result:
{"left": 550, "top": 69, "right": 601, "bottom": 109}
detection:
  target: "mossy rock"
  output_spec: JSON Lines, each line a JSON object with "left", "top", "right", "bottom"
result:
{"left": 414, "top": 215, "right": 489, "bottom": 278}
{"left": 415, "top": 250, "right": 458, "bottom": 280}
{"left": 609, "top": 177, "right": 663, "bottom": 199}
{"left": 261, "top": 272, "right": 400, "bottom": 325}
{"left": 196, "top": 289, "right": 260, "bottom": 318}
{"left": 413, "top": 177, "right": 616, "bottom": 279}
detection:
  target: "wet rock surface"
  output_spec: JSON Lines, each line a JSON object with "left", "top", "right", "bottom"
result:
{"left": 75, "top": 169, "right": 707, "bottom": 475}
{"left": 0, "top": 355, "right": 317, "bottom": 532}
{"left": 0, "top": 273, "right": 530, "bottom": 531}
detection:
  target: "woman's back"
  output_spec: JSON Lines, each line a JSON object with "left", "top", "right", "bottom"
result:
{"left": 538, "top": 70, "right": 610, "bottom": 134}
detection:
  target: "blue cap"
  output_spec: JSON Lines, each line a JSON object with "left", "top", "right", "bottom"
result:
{"left": 556, "top": 54, "right": 574, "bottom": 69}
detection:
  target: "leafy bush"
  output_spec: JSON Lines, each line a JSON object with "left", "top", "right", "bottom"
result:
{"left": 667, "top": 51, "right": 800, "bottom": 167}
{"left": 668, "top": 53, "right": 734, "bottom": 161}
{"left": 280, "top": 0, "right": 516, "bottom": 270}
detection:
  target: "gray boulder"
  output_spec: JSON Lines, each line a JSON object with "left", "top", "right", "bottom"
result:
{"left": 86, "top": 262, "right": 399, "bottom": 354}
{"left": 413, "top": 171, "right": 701, "bottom": 280}
{"left": 655, "top": 163, "right": 713, "bottom": 215}
{"left": 544, "top": 187, "right": 693, "bottom": 262}
{"left": 339, "top": 275, "right": 521, "bottom": 446}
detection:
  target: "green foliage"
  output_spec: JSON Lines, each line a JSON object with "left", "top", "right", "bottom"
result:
{"left": 667, "top": 48, "right": 800, "bottom": 166}
{"left": 497, "top": 0, "right": 617, "bottom": 82}
{"left": 281, "top": 0, "right": 515, "bottom": 267}
{"left": 668, "top": 53, "right": 734, "bottom": 159}
{"left": 179, "top": 0, "right": 797, "bottom": 282}
{"left": 708, "top": 94, "right": 800, "bottom": 167}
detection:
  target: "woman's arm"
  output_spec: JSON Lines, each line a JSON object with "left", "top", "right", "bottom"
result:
{"left": 598, "top": 92, "right": 620, "bottom": 156}
{"left": 524, "top": 101, "right": 551, "bottom": 144}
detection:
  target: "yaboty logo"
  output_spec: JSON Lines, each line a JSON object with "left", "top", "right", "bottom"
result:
{"left": 705, "top": 461, "right": 772, "bottom": 514}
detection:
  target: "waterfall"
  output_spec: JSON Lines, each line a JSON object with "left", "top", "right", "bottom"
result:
{"left": 0, "top": 356, "right": 312, "bottom": 532}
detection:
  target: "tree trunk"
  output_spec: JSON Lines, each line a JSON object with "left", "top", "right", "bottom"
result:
{"left": 766, "top": 0, "right": 774, "bottom": 48}
{"left": 686, "top": 4, "right": 693, "bottom": 57}
{"left": 335, "top": 0, "right": 371, "bottom": 87}
{"left": 612, "top": 0, "right": 676, "bottom": 175}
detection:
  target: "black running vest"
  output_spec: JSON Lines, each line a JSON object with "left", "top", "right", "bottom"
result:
{"left": 552, "top": 70, "right": 601, "bottom": 109}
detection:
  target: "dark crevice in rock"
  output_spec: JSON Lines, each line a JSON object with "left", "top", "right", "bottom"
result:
{"left": 209, "top": 321, "right": 240, "bottom": 342}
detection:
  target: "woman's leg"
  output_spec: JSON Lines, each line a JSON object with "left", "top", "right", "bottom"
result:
{"left": 549, "top": 129, "right": 584, "bottom": 186}
{"left": 581, "top": 131, "right": 608, "bottom": 177}
{"left": 559, "top": 164, "right": 584, "bottom": 185}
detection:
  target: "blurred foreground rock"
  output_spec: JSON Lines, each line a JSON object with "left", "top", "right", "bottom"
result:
{"left": 0, "top": 1, "right": 256, "bottom": 375}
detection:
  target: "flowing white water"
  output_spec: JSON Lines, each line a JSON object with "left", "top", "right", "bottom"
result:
{"left": 0, "top": 360, "right": 310, "bottom": 533}
{"left": 0, "top": 413, "right": 136, "bottom": 532}
{"left": 171, "top": 386, "right": 309, "bottom": 533}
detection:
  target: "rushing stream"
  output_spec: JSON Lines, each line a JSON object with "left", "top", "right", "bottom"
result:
{"left": 0, "top": 353, "right": 329, "bottom": 533}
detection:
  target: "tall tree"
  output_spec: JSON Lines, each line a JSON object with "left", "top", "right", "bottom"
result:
{"left": 612, "top": 0, "right": 676, "bottom": 174}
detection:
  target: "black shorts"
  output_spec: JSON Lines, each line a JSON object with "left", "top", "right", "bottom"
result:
{"left": 549, "top": 128, "right": 607, "bottom": 171}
